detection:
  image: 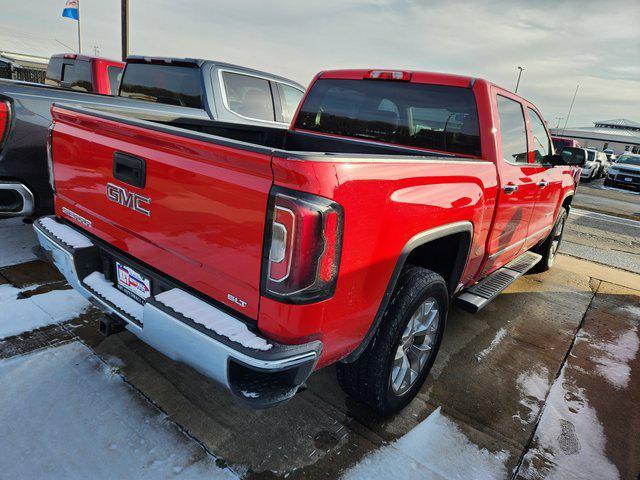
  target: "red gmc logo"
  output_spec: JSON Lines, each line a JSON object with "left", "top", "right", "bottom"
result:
{"left": 106, "top": 182, "right": 151, "bottom": 216}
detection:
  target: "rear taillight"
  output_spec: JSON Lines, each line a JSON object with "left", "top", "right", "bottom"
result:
{"left": 262, "top": 187, "right": 343, "bottom": 304}
{"left": 46, "top": 123, "right": 56, "bottom": 193}
{"left": 0, "top": 100, "right": 10, "bottom": 150}
{"left": 364, "top": 70, "right": 412, "bottom": 81}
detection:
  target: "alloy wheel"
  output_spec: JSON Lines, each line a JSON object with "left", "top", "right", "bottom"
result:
{"left": 390, "top": 297, "right": 439, "bottom": 396}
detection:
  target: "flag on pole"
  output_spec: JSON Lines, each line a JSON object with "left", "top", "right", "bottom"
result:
{"left": 62, "top": 0, "right": 79, "bottom": 20}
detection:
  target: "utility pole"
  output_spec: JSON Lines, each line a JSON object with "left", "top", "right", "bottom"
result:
{"left": 77, "top": 0, "right": 82, "bottom": 54}
{"left": 555, "top": 116, "right": 564, "bottom": 129}
{"left": 515, "top": 66, "right": 525, "bottom": 93}
{"left": 562, "top": 84, "right": 580, "bottom": 135}
{"left": 121, "top": 0, "right": 129, "bottom": 61}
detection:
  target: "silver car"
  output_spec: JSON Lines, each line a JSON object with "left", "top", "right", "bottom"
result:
{"left": 604, "top": 153, "right": 640, "bottom": 191}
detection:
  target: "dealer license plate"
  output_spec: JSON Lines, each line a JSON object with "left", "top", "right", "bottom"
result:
{"left": 115, "top": 261, "right": 151, "bottom": 303}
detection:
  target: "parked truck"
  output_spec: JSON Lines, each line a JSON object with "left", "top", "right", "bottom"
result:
{"left": 35, "top": 67, "right": 584, "bottom": 414}
{"left": 0, "top": 57, "right": 304, "bottom": 217}
{"left": 45, "top": 54, "right": 125, "bottom": 96}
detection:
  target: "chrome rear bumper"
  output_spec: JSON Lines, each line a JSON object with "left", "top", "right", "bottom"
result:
{"left": 34, "top": 216, "right": 321, "bottom": 408}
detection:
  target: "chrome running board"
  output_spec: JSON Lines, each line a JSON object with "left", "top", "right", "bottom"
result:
{"left": 456, "top": 251, "right": 542, "bottom": 313}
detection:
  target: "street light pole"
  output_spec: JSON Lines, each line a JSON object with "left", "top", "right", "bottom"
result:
{"left": 515, "top": 66, "right": 525, "bottom": 93}
{"left": 562, "top": 84, "right": 580, "bottom": 135}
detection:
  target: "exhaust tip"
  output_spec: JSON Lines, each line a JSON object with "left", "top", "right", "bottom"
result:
{"left": 0, "top": 182, "right": 35, "bottom": 217}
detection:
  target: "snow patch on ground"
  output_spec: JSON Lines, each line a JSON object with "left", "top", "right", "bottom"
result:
{"left": 0, "top": 342, "right": 238, "bottom": 479}
{"left": 516, "top": 366, "right": 550, "bottom": 424}
{"left": 341, "top": 407, "right": 509, "bottom": 480}
{"left": 519, "top": 368, "right": 620, "bottom": 480}
{"left": 476, "top": 327, "right": 507, "bottom": 362}
{"left": 620, "top": 304, "right": 640, "bottom": 317}
{"left": 0, "top": 217, "right": 37, "bottom": 267}
{"left": 156, "top": 288, "right": 272, "bottom": 351}
{"left": 579, "top": 326, "right": 639, "bottom": 390}
{"left": 0, "top": 283, "right": 91, "bottom": 339}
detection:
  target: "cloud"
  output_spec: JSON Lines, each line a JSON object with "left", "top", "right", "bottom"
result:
{"left": 1, "top": 0, "right": 638, "bottom": 126}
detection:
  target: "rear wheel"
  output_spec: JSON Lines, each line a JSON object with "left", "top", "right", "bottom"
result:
{"left": 531, "top": 208, "right": 567, "bottom": 273}
{"left": 337, "top": 266, "right": 447, "bottom": 415}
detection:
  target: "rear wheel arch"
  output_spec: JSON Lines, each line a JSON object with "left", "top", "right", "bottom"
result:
{"left": 342, "top": 221, "right": 472, "bottom": 363}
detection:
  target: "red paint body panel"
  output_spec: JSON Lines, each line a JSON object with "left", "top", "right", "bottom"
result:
{"left": 261, "top": 155, "right": 497, "bottom": 367}
{"left": 49, "top": 68, "right": 577, "bottom": 369}
{"left": 91, "top": 58, "right": 125, "bottom": 95}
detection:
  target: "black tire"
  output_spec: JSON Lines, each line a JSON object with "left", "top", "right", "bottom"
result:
{"left": 531, "top": 208, "right": 568, "bottom": 273}
{"left": 603, "top": 178, "right": 613, "bottom": 187}
{"left": 336, "top": 265, "right": 448, "bottom": 415}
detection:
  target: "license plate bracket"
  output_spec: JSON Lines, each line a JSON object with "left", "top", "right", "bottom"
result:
{"left": 115, "top": 261, "right": 151, "bottom": 304}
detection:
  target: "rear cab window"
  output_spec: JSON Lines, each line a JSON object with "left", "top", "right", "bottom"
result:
{"left": 293, "top": 78, "right": 481, "bottom": 156}
{"left": 119, "top": 63, "right": 204, "bottom": 108}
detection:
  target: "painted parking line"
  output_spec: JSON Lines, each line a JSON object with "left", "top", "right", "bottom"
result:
{"left": 570, "top": 208, "right": 640, "bottom": 229}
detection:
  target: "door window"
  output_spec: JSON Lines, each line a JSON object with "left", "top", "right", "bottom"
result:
{"left": 497, "top": 95, "right": 528, "bottom": 164}
{"left": 527, "top": 108, "right": 551, "bottom": 162}
{"left": 277, "top": 83, "right": 304, "bottom": 123}
{"left": 222, "top": 72, "right": 275, "bottom": 122}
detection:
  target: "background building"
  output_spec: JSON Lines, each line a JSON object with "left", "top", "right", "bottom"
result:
{"left": 550, "top": 119, "right": 640, "bottom": 154}
{"left": 0, "top": 51, "right": 48, "bottom": 83}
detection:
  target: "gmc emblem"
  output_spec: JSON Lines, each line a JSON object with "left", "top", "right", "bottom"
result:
{"left": 106, "top": 182, "right": 151, "bottom": 216}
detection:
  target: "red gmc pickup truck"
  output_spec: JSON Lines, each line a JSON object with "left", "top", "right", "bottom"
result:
{"left": 35, "top": 68, "right": 585, "bottom": 414}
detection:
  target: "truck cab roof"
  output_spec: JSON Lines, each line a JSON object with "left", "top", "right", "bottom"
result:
{"left": 125, "top": 56, "right": 306, "bottom": 91}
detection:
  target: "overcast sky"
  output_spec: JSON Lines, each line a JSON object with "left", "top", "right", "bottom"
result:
{"left": 1, "top": 0, "right": 638, "bottom": 127}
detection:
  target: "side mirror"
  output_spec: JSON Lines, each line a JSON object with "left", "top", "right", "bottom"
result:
{"left": 553, "top": 146, "right": 586, "bottom": 167}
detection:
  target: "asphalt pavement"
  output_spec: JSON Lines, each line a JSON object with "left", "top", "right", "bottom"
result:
{"left": 562, "top": 179, "right": 640, "bottom": 275}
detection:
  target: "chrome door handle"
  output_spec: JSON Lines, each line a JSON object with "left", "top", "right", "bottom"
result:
{"left": 538, "top": 180, "right": 549, "bottom": 189}
{"left": 504, "top": 184, "right": 519, "bottom": 194}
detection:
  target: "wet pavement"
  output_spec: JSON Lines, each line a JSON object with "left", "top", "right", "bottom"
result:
{"left": 0, "top": 210, "right": 639, "bottom": 479}
{"left": 1, "top": 251, "right": 638, "bottom": 479}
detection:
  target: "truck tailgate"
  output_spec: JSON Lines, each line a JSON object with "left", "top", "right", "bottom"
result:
{"left": 50, "top": 105, "right": 274, "bottom": 320}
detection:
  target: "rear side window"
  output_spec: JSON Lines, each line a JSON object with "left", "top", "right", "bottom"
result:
{"left": 586, "top": 150, "right": 595, "bottom": 162}
{"left": 496, "top": 95, "right": 528, "bottom": 164}
{"left": 107, "top": 66, "right": 123, "bottom": 95}
{"left": 222, "top": 72, "right": 275, "bottom": 122}
{"left": 119, "top": 63, "right": 204, "bottom": 108}
{"left": 63, "top": 61, "right": 93, "bottom": 92}
{"left": 294, "top": 79, "right": 481, "bottom": 156}
{"left": 277, "top": 83, "right": 304, "bottom": 123}
{"left": 527, "top": 108, "right": 551, "bottom": 162}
